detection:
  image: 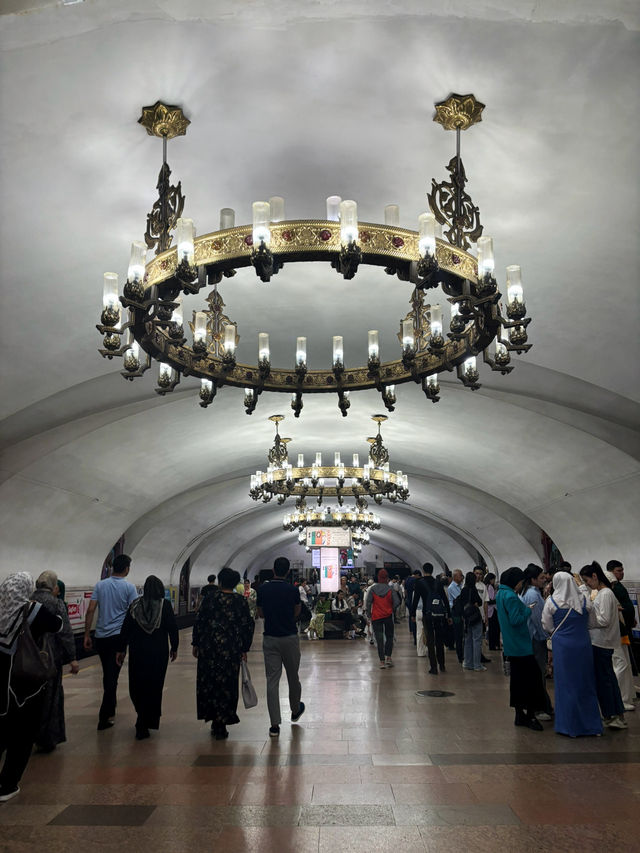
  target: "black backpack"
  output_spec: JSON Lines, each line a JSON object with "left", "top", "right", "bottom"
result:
{"left": 421, "top": 580, "right": 446, "bottom": 617}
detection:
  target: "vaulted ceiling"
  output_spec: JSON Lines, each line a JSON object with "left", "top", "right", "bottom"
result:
{"left": 1, "top": 1, "right": 638, "bottom": 588}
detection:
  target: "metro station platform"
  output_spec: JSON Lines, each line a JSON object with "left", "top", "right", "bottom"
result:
{"left": 2, "top": 626, "right": 638, "bottom": 853}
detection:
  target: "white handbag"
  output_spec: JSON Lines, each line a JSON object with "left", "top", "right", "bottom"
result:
{"left": 241, "top": 660, "right": 258, "bottom": 709}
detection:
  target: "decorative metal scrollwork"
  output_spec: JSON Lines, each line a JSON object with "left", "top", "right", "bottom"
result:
{"left": 144, "top": 162, "right": 185, "bottom": 256}
{"left": 427, "top": 157, "right": 482, "bottom": 251}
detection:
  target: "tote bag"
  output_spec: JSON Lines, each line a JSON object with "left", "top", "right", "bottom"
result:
{"left": 241, "top": 660, "right": 258, "bottom": 709}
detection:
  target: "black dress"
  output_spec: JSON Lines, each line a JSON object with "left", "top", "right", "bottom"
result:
{"left": 119, "top": 599, "right": 179, "bottom": 730}
{"left": 192, "top": 590, "right": 254, "bottom": 726}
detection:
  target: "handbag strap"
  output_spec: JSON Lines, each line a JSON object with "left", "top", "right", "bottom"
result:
{"left": 548, "top": 605, "right": 572, "bottom": 640}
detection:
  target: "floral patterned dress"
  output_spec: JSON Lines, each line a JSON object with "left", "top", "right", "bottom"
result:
{"left": 192, "top": 589, "right": 254, "bottom": 725}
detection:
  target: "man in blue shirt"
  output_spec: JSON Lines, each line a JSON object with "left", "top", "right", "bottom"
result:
{"left": 256, "top": 557, "right": 304, "bottom": 738}
{"left": 447, "top": 569, "right": 464, "bottom": 663}
{"left": 84, "top": 554, "right": 138, "bottom": 730}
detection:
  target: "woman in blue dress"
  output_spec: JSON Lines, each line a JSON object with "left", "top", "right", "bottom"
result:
{"left": 541, "top": 571, "right": 602, "bottom": 737}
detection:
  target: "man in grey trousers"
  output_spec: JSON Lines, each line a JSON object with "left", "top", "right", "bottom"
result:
{"left": 256, "top": 557, "right": 305, "bottom": 737}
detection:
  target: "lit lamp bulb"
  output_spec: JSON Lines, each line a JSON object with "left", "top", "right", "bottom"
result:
{"left": 223, "top": 323, "right": 236, "bottom": 354}
{"left": 430, "top": 305, "right": 443, "bottom": 340}
{"left": 368, "top": 330, "right": 379, "bottom": 360}
{"left": 334, "top": 452, "right": 341, "bottom": 466}
{"left": 297, "top": 453, "right": 304, "bottom": 467}
{"left": 127, "top": 242, "right": 146, "bottom": 282}
{"left": 428, "top": 373, "right": 438, "bottom": 389}
{"left": 158, "top": 362, "right": 173, "bottom": 386}
{"left": 339, "top": 200, "right": 358, "bottom": 245}
{"left": 176, "top": 218, "right": 195, "bottom": 265}
{"left": 296, "top": 336, "right": 307, "bottom": 366}
{"left": 326, "top": 195, "right": 341, "bottom": 222}
{"left": 333, "top": 335, "right": 344, "bottom": 367}
{"left": 194, "top": 311, "right": 207, "bottom": 346}
{"left": 352, "top": 453, "right": 359, "bottom": 467}
{"left": 201, "top": 377, "right": 213, "bottom": 394}
{"left": 384, "top": 204, "right": 400, "bottom": 225}
{"left": 477, "top": 236, "right": 494, "bottom": 277}
{"left": 418, "top": 212, "right": 436, "bottom": 257}
{"left": 171, "top": 299, "right": 183, "bottom": 327}
{"left": 268, "top": 196, "right": 285, "bottom": 223}
{"left": 506, "top": 265, "right": 524, "bottom": 307}
{"left": 123, "top": 340, "right": 140, "bottom": 371}
{"left": 464, "top": 356, "right": 477, "bottom": 376}
{"left": 244, "top": 388, "right": 254, "bottom": 404}
{"left": 402, "top": 319, "right": 415, "bottom": 350}
{"left": 252, "top": 201, "right": 271, "bottom": 246}
{"left": 258, "top": 332, "right": 270, "bottom": 362}
{"left": 315, "top": 452, "right": 322, "bottom": 465}
{"left": 102, "top": 272, "right": 119, "bottom": 309}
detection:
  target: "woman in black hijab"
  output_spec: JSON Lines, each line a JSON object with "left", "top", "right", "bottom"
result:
{"left": 117, "top": 576, "right": 179, "bottom": 740}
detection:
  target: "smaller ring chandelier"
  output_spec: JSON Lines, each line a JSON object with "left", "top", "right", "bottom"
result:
{"left": 249, "top": 414, "right": 409, "bottom": 506}
{"left": 97, "top": 94, "right": 532, "bottom": 418}
{"left": 284, "top": 497, "right": 378, "bottom": 554}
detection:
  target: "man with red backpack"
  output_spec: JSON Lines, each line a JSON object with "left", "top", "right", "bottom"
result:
{"left": 365, "top": 569, "right": 400, "bottom": 668}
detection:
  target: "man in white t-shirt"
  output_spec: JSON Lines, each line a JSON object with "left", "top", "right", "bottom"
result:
{"left": 474, "top": 566, "right": 492, "bottom": 664}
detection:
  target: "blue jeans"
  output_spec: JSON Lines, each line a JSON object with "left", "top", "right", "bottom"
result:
{"left": 464, "top": 620, "right": 483, "bottom": 669}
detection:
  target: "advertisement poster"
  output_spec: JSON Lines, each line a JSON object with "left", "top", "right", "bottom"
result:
{"left": 307, "top": 527, "right": 351, "bottom": 548}
{"left": 312, "top": 549, "right": 321, "bottom": 569}
{"left": 67, "top": 589, "right": 94, "bottom": 631}
{"left": 320, "top": 547, "right": 340, "bottom": 593}
{"left": 629, "top": 586, "right": 639, "bottom": 640}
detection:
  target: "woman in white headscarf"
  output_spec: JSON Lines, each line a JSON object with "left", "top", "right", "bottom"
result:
{"left": 542, "top": 571, "right": 602, "bottom": 737}
{"left": 0, "top": 572, "right": 62, "bottom": 801}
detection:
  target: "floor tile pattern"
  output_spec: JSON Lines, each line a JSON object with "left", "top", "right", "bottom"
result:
{"left": 1, "top": 623, "right": 638, "bottom": 852}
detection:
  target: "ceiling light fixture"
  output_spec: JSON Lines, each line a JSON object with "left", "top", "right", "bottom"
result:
{"left": 249, "top": 415, "right": 409, "bottom": 506}
{"left": 97, "top": 95, "right": 532, "bottom": 416}
{"left": 285, "top": 497, "right": 379, "bottom": 554}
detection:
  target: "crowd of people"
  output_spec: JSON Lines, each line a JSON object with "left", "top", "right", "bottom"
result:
{"left": 0, "top": 555, "right": 637, "bottom": 803}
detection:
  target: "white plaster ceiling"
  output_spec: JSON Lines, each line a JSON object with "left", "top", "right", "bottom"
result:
{"left": 1, "top": 1, "right": 639, "bottom": 587}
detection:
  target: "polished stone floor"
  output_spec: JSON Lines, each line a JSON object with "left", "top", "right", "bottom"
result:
{"left": 2, "top": 624, "right": 639, "bottom": 852}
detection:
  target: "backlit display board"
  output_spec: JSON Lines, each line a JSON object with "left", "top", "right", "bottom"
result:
{"left": 306, "top": 527, "right": 351, "bottom": 548}
{"left": 320, "top": 547, "right": 340, "bottom": 593}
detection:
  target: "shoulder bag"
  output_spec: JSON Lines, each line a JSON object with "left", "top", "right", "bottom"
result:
{"left": 241, "top": 659, "right": 258, "bottom": 709}
{"left": 12, "top": 603, "right": 56, "bottom": 700}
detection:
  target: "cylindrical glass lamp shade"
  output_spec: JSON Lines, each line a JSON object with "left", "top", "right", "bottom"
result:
{"left": 384, "top": 204, "right": 400, "bottom": 225}
{"left": 333, "top": 335, "right": 344, "bottom": 366}
{"left": 506, "top": 265, "right": 524, "bottom": 304}
{"left": 418, "top": 212, "right": 436, "bottom": 257}
{"left": 326, "top": 195, "right": 341, "bottom": 221}
{"left": 430, "top": 304, "right": 442, "bottom": 338}
{"left": 501, "top": 325, "right": 510, "bottom": 344}
{"left": 477, "top": 236, "right": 494, "bottom": 275}
{"left": 496, "top": 340, "right": 508, "bottom": 357}
{"left": 159, "top": 363, "right": 173, "bottom": 382}
{"left": 402, "top": 319, "right": 415, "bottom": 348}
{"left": 269, "top": 196, "right": 285, "bottom": 222}
{"left": 339, "top": 200, "right": 358, "bottom": 244}
{"left": 176, "top": 218, "right": 195, "bottom": 264}
{"left": 244, "top": 388, "right": 254, "bottom": 402}
{"left": 258, "top": 332, "right": 270, "bottom": 361}
{"left": 368, "top": 330, "right": 379, "bottom": 358}
{"left": 194, "top": 311, "right": 207, "bottom": 343}
{"left": 252, "top": 201, "right": 271, "bottom": 246}
{"left": 315, "top": 452, "right": 322, "bottom": 466}
{"left": 223, "top": 323, "right": 236, "bottom": 354}
{"left": 201, "top": 378, "right": 213, "bottom": 393}
{"left": 171, "top": 300, "right": 183, "bottom": 326}
{"left": 464, "top": 356, "right": 477, "bottom": 374}
{"left": 296, "top": 336, "right": 307, "bottom": 366}
{"left": 103, "top": 272, "right": 119, "bottom": 307}
{"left": 127, "top": 242, "right": 146, "bottom": 282}
{"left": 297, "top": 453, "right": 304, "bottom": 467}
{"left": 220, "top": 208, "right": 235, "bottom": 229}
{"left": 450, "top": 302, "right": 460, "bottom": 321}
{"left": 334, "top": 452, "right": 341, "bottom": 466}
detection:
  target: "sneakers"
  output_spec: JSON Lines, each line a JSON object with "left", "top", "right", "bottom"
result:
{"left": 607, "top": 716, "right": 628, "bottom": 730}
{"left": 291, "top": 701, "right": 306, "bottom": 722}
{"left": 385, "top": 658, "right": 394, "bottom": 668}
{"left": 269, "top": 725, "right": 280, "bottom": 737}
{"left": 536, "top": 712, "right": 552, "bottom": 721}
{"left": 0, "top": 785, "right": 19, "bottom": 803}
{"left": 379, "top": 661, "right": 386, "bottom": 669}
{"left": 473, "top": 666, "right": 487, "bottom": 672}
{"left": 623, "top": 703, "right": 635, "bottom": 712}
{"left": 527, "top": 717, "right": 544, "bottom": 732}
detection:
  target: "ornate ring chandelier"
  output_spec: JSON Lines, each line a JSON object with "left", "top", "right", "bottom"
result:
{"left": 249, "top": 415, "right": 409, "bottom": 506}
{"left": 283, "top": 498, "right": 381, "bottom": 534}
{"left": 97, "top": 94, "right": 532, "bottom": 417}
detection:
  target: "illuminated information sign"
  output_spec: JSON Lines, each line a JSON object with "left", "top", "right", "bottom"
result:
{"left": 306, "top": 527, "right": 351, "bottom": 548}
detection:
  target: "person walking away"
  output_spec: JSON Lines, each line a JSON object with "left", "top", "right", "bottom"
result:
{"left": 496, "top": 567, "right": 546, "bottom": 731}
{"left": 404, "top": 571, "right": 419, "bottom": 643}
{"left": 0, "top": 572, "right": 62, "bottom": 802}
{"left": 485, "top": 573, "right": 501, "bottom": 651}
{"left": 460, "top": 572, "right": 484, "bottom": 671}
{"left": 410, "top": 563, "right": 451, "bottom": 675}
{"left": 447, "top": 570, "right": 465, "bottom": 663}
{"left": 474, "top": 566, "right": 491, "bottom": 663}
{"left": 366, "top": 569, "right": 400, "bottom": 668}
{"left": 32, "top": 571, "right": 79, "bottom": 752}
{"left": 196, "top": 574, "right": 217, "bottom": 611}
{"left": 519, "top": 565, "right": 554, "bottom": 721}
{"left": 541, "top": 571, "right": 602, "bottom": 737}
{"left": 116, "top": 576, "right": 179, "bottom": 740}
{"left": 606, "top": 560, "right": 637, "bottom": 710}
{"left": 579, "top": 562, "right": 627, "bottom": 729}
{"left": 192, "top": 567, "right": 255, "bottom": 740}
{"left": 83, "top": 554, "right": 138, "bottom": 730}
{"left": 256, "top": 557, "right": 305, "bottom": 737}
